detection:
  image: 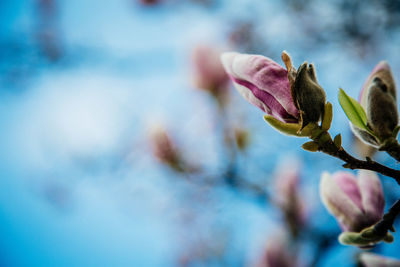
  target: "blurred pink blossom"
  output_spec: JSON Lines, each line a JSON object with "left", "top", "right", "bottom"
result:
{"left": 192, "top": 45, "right": 230, "bottom": 99}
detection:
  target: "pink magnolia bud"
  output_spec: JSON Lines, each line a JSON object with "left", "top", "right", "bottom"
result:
{"left": 220, "top": 52, "right": 299, "bottom": 123}
{"left": 192, "top": 45, "right": 230, "bottom": 97}
{"left": 320, "top": 171, "right": 385, "bottom": 232}
{"left": 352, "top": 61, "right": 398, "bottom": 146}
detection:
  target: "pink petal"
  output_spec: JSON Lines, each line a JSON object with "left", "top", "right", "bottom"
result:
{"left": 220, "top": 52, "right": 298, "bottom": 119}
{"left": 230, "top": 76, "right": 298, "bottom": 122}
{"left": 358, "top": 170, "right": 385, "bottom": 225}
{"left": 333, "top": 171, "right": 363, "bottom": 211}
{"left": 320, "top": 172, "right": 364, "bottom": 231}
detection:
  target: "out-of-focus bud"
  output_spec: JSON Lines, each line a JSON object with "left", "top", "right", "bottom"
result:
{"left": 351, "top": 61, "right": 399, "bottom": 147}
{"left": 292, "top": 62, "right": 326, "bottom": 129}
{"left": 220, "top": 51, "right": 299, "bottom": 123}
{"left": 234, "top": 127, "right": 250, "bottom": 151}
{"left": 359, "top": 252, "right": 400, "bottom": 267}
{"left": 320, "top": 171, "right": 385, "bottom": 233}
{"left": 138, "top": 0, "right": 161, "bottom": 6}
{"left": 37, "top": 0, "right": 62, "bottom": 61}
{"left": 192, "top": 45, "right": 230, "bottom": 102}
{"left": 254, "top": 236, "right": 296, "bottom": 267}
{"left": 228, "top": 22, "right": 261, "bottom": 53}
{"left": 149, "top": 125, "right": 183, "bottom": 172}
{"left": 275, "top": 160, "right": 306, "bottom": 238}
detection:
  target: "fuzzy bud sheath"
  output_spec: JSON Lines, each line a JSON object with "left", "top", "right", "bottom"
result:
{"left": 351, "top": 61, "right": 399, "bottom": 147}
{"left": 192, "top": 45, "right": 230, "bottom": 97}
{"left": 292, "top": 62, "right": 326, "bottom": 129}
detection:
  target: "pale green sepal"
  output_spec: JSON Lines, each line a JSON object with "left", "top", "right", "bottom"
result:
{"left": 321, "top": 102, "right": 333, "bottom": 131}
{"left": 339, "top": 232, "right": 375, "bottom": 246}
{"left": 310, "top": 127, "right": 324, "bottom": 139}
{"left": 263, "top": 116, "right": 320, "bottom": 137}
{"left": 300, "top": 122, "right": 319, "bottom": 137}
{"left": 360, "top": 227, "right": 375, "bottom": 239}
{"left": 339, "top": 226, "right": 394, "bottom": 247}
{"left": 302, "top": 141, "right": 319, "bottom": 152}
{"left": 334, "top": 134, "right": 342, "bottom": 148}
{"left": 383, "top": 233, "right": 394, "bottom": 243}
{"left": 263, "top": 116, "right": 302, "bottom": 136}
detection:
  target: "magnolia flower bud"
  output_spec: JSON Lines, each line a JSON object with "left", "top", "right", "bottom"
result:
{"left": 254, "top": 236, "right": 296, "bottom": 267}
{"left": 293, "top": 62, "right": 326, "bottom": 129}
{"left": 359, "top": 252, "right": 400, "bottom": 267}
{"left": 320, "top": 170, "right": 384, "bottom": 233}
{"left": 275, "top": 160, "right": 306, "bottom": 237}
{"left": 192, "top": 45, "right": 230, "bottom": 99}
{"left": 352, "top": 61, "right": 399, "bottom": 147}
{"left": 220, "top": 52, "right": 299, "bottom": 123}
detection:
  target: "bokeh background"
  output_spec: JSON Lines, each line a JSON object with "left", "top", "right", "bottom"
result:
{"left": 1, "top": 0, "right": 400, "bottom": 266}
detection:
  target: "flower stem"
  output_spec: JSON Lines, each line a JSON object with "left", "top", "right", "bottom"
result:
{"left": 313, "top": 131, "right": 400, "bottom": 184}
{"left": 374, "top": 199, "right": 400, "bottom": 236}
